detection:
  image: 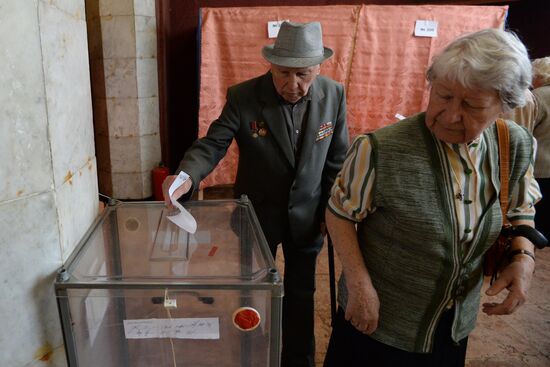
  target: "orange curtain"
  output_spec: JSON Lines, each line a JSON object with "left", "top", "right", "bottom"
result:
{"left": 198, "top": 4, "right": 507, "bottom": 187}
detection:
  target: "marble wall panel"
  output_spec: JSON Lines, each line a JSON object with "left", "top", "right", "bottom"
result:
{"left": 103, "top": 58, "right": 138, "bottom": 98}
{"left": 27, "top": 345, "right": 67, "bottom": 367}
{"left": 138, "top": 97, "right": 160, "bottom": 135}
{"left": 140, "top": 133, "right": 162, "bottom": 172}
{"left": 135, "top": 15, "right": 157, "bottom": 58}
{"left": 41, "top": 0, "right": 86, "bottom": 20}
{"left": 136, "top": 57, "right": 159, "bottom": 98}
{"left": 101, "top": 15, "right": 136, "bottom": 59}
{"left": 141, "top": 166, "right": 153, "bottom": 198}
{"left": 56, "top": 157, "right": 99, "bottom": 260}
{"left": 39, "top": 1, "right": 95, "bottom": 189}
{"left": 0, "top": 0, "right": 53, "bottom": 202}
{"left": 99, "top": 0, "right": 134, "bottom": 17}
{"left": 106, "top": 97, "right": 140, "bottom": 137}
{"left": 134, "top": 0, "right": 155, "bottom": 17}
{"left": 112, "top": 171, "right": 144, "bottom": 199}
{"left": 110, "top": 135, "right": 142, "bottom": 173}
{"left": 0, "top": 192, "right": 63, "bottom": 367}
{"left": 1, "top": 1, "right": 99, "bottom": 366}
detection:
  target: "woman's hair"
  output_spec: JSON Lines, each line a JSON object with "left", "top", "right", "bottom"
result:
{"left": 532, "top": 57, "right": 550, "bottom": 88}
{"left": 426, "top": 28, "right": 531, "bottom": 113}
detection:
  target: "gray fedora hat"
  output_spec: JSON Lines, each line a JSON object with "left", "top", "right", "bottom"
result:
{"left": 262, "top": 21, "right": 333, "bottom": 68}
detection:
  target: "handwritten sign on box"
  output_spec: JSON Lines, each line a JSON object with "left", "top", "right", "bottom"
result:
{"left": 123, "top": 318, "right": 220, "bottom": 339}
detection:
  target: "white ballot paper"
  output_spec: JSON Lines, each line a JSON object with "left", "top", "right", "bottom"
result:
{"left": 167, "top": 171, "right": 197, "bottom": 233}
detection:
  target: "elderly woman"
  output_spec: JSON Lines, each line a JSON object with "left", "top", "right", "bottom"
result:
{"left": 324, "top": 28, "right": 541, "bottom": 367}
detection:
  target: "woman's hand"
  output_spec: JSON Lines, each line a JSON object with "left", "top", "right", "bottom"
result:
{"left": 482, "top": 255, "right": 535, "bottom": 315}
{"left": 325, "top": 209, "right": 379, "bottom": 333}
{"left": 345, "top": 279, "right": 380, "bottom": 334}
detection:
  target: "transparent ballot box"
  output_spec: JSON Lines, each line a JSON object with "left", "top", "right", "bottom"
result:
{"left": 55, "top": 198, "right": 283, "bottom": 367}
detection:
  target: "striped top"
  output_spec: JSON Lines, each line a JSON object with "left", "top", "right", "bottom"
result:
{"left": 329, "top": 132, "right": 542, "bottom": 238}
{"left": 502, "top": 87, "right": 550, "bottom": 178}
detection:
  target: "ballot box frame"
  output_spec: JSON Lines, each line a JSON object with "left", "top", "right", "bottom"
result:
{"left": 55, "top": 197, "right": 283, "bottom": 367}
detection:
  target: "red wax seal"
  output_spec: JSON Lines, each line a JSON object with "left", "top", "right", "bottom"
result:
{"left": 232, "top": 307, "right": 261, "bottom": 331}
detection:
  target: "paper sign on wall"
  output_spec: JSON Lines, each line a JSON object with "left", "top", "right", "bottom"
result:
{"left": 414, "top": 20, "right": 438, "bottom": 38}
{"left": 268, "top": 20, "right": 289, "bottom": 38}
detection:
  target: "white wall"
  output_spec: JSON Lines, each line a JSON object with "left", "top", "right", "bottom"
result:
{"left": 0, "top": 0, "right": 98, "bottom": 365}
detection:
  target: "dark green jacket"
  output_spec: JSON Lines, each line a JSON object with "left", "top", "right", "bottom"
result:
{"left": 179, "top": 72, "right": 349, "bottom": 246}
{"left": 337, "top": 113, "right": 532, "bottom": 352}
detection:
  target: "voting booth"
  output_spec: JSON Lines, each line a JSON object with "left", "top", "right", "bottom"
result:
{"left": 55, "top": 198, "right": 283, "bottom": 366}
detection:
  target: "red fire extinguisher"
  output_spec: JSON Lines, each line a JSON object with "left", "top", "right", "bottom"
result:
{"left": 152, "top": 163, "right": 169, "bottom": 201}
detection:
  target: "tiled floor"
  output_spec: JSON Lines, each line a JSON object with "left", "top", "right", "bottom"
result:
{"left": 286, "top": 242, "right": 550, "bottom": 366}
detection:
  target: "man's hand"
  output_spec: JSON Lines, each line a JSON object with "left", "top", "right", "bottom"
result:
{"left": 344, "top": 280, "right": 380, "bottom": 334}
{"left": 482, "top": 255, "right": 535, "bottom": 315}
{"left": 162, "top": 175, "right": 192, "bottom": 208}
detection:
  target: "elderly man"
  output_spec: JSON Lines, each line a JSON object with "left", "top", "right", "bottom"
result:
{"left": 163, "top": 21, "right": 349, "bottom": 367}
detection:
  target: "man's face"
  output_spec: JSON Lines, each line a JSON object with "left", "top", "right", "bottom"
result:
{"left": 425, "top": 80, "right": 503, "bottom": 144}
{"left": 271, "top": 64, "right": 320, "bottom": 103}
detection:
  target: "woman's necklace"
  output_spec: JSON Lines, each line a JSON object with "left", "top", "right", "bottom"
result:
{"left": 446, "top": 142, "right": 477, "bottom": 202}
{"left": 449, "top": 160, "right": 465, "bottom": 201}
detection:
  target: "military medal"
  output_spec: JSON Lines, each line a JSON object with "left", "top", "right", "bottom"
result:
{"left": 250, "top": 121, "right": 267, "bottom": 138}
{"left": 316, "top": 121, "right": 333, "bottom": 141}
{"left": 258, "top": 121, "right": 267, "bottom": 137}
{"left": 250, "top": 121, "right": 259, "bottom": 138}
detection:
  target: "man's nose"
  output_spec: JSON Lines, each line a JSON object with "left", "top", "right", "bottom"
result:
{"left": 288, "top": 74, "right": 299, "bottom": 89}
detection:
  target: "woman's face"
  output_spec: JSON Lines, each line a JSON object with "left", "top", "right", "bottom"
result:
{"left": 425, "top": 80, "right": 504, "bottom": 144}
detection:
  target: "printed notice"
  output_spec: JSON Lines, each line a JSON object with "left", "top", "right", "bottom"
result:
{"left": 414, "top": 20, "right": 438, "bottom": 38}
{"left": 123, "top": 318, "right": 220, "bottom": 339}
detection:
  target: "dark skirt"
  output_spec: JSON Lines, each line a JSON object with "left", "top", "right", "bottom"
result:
{"left": 324, "top": 307, "right": 468, "bottom": 367}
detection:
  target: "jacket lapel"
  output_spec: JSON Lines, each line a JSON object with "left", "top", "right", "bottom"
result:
{"left": 259, "top": 73, "right": 295, "bottom": 168}
{"left": 296, "top": 79, "right": 324, "bottom": 174}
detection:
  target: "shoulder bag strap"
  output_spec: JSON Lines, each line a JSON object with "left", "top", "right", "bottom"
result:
{"left": 496, "top": 118, "right": 510, "bottom": 223}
